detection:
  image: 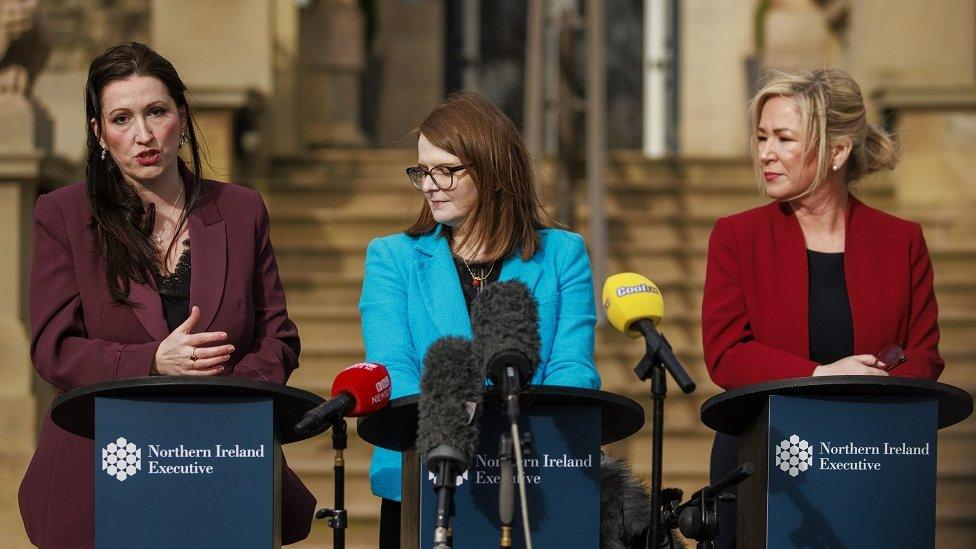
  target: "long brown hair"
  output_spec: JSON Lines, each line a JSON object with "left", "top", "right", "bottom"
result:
{"left": 406, "top": 92, "right": 547, "bottom": 261}
{"left": 85, "top": 42, "right": 203, "bottom": 303}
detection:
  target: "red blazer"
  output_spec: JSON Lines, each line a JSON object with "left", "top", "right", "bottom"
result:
{"left": 19, "top": 180, "right": 315, "bottom": 547}
{"left": 702, "top": 196, "right": 943, "bottom": 390}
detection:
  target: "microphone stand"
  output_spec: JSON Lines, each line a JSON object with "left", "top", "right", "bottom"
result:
{"left": 633, "top": 324, "right": 695, "bottom": 549}
{"left": 314, "top": 419, "right": 348, "bottom": 549}
{"left": 661, "top": 463, "right": 755, "bottom": 548}
{"left": 428, "top": 446, "right": 467, "bottom": 549}
{"left": 498, "top": 432, "right": 514, "bottom": 548}
{"left": 498, "top": 366, "right": 535, "bottom": 549}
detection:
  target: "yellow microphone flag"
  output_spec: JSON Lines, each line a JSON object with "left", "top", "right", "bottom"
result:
{"left": 602, "top": 273, "right": 664, "bottom": 339}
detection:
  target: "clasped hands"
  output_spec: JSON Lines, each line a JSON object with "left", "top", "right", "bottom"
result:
{"left": 812, "top": 355, "right": 890, "bottom": 377}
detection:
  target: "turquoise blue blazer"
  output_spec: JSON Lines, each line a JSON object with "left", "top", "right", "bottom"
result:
{"left": 359, "top": 226, "right": 601, "bottom": 501}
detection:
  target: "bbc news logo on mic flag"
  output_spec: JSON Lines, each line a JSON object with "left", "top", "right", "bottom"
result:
{"left": 102, "top": 436, "right": 142, "bottom": 482}
{"left": 775, "top": 434, "right": 813, "bottom": 478}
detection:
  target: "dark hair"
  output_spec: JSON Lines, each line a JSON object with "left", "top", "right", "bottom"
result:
{"left": 85, "top": 42, "right": 202, "bottom": 303}
{"left": 406, "top": 92, "right": 547, "bottom": 261}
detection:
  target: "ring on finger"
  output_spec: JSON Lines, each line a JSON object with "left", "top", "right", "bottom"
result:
{"left": 190, "top": 347, "right": 197, "bottom": 361}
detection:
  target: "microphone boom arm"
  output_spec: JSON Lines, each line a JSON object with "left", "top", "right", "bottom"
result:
{"left": 634, "top": 321, "right": 695, "bottom": 393}
{"left": 295, "top": 394, "right": 353, "bottom": 435}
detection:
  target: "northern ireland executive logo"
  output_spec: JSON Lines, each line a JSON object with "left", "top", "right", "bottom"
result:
{"left": 102, "top": 436, "right": 142, "bottom": 481}
{"left": 775, "top": 434, "right": 813, "bottom": 477}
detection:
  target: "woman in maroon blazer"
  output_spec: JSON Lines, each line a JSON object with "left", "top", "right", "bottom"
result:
{"left": 19, "top": 42, "right": 315, "bottom": 547}
{"left": 701, "top": 69, "right": 943, "bottom": 547}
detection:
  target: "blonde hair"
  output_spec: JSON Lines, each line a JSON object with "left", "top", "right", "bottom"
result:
{"left": 748, "top": 68, "right": 899, "bottom": 198}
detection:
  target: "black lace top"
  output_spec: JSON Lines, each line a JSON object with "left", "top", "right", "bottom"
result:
{"left": 153, "top": 238, "right": 191, "bottom": 332}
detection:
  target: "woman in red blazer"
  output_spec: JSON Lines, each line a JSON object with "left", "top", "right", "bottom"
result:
{"left": 18, "top": 42, "right": 315, "bottom": 547}
{"left": 701, "top": 69, "right": 943, "bottom": 548}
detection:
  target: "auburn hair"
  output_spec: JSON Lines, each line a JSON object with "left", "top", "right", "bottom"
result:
{"left": 406, "top": 92, "right": 547, "bottom": 261}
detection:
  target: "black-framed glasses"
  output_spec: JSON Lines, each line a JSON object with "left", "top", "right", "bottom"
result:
{"left": 405, "top": 164, "right": 472, "bottom": 191}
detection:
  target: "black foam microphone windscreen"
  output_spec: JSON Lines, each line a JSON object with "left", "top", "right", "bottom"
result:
{"left": 470, "top": 280, "right": 541, "bottom": 386}
{"left": 416, "top": 336, "right": 484, "bottom": 463}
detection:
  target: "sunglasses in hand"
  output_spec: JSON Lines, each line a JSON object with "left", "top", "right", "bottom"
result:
{"left": 873, "top": 344, "right": 907, "bottom": 371}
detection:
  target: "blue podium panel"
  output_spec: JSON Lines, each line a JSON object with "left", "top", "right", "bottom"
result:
{"left": 767, "top": 395, "right": 937, "bottom": 548}
{"left": 419, "top": 405, "right": 600, "bottom": 548}
{"left": 94, "top": 396, "right": 278, "bottom": 549}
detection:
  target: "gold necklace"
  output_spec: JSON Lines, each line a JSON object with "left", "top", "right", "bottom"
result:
{"left": 152, "top": 185, "right": 184, "bottom": 245}
{"left": 459, "top": 257, "right": 495, "bottom": 292}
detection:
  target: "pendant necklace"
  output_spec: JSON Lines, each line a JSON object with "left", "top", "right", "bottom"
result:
{"left": 152, "top": 184, "right": 184, "bottom": 245}
{"left": 460, "top": 257, "right": 495, "bottom": 293}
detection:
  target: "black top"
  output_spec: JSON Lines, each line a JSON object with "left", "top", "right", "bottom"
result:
{"left": 153, "top": 239, "right": 192, "bottom": 332}
{"left": 453, "top": 256, "right": 502, "bottom": 313}
{"left": 807, "top": 250, "right": 854, "bottom": 364}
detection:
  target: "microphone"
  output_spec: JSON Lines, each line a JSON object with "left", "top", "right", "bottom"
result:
{"left": 416, "top": 336, "right": 485, "bottom": 548}
{"left": 470, "top": 280, "right": 540, "bottom": 424}
{"left": 602, "top": 273, "right": 695, "bottom": 393}
{"left": 294, "top": 362, "right": 392, "bottom": 435}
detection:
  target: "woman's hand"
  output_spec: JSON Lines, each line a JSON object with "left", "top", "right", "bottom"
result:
{"left": 152, "top": 306, "right": 234, "bottom": 376}
{"left": 812, "top": 355, "right": 889, "bottom": 377}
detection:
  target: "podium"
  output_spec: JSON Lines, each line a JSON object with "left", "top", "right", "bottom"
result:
{"left": 358, "top": 385, "right": 645, "bottom": 549}
{"left": 51, "top": 376, "right": 324, "bottom": 549}
{"left": 700, "top": 376, "right": 973, "bottom": 548}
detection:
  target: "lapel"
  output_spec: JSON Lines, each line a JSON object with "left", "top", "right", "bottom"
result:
{"left": 771, "top": 201, "right": 811, "bottom": 358}
{"left": 843, "top": 196, "right": 873, "bottom": 353}
{"left": 81, "top": 192, "right": 168, "bottom": 340}
{"left": 129, "top": 276, "right": 170, "bottom": 341}
{"left": 414, "top": 226, "right": 472, "bottom": 338}
{"left": 188, "top": 182, "right": 228, "bottom": 333}
{"left": 498, "top": 244, "right": 543, "bottom": 295}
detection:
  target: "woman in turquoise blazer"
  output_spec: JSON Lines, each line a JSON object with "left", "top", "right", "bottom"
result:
{"left": 359, "top": 92, "right": 600, "bottom": 547}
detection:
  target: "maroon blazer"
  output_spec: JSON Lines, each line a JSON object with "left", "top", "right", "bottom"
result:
{"left": 19, "top": 180, "right": 315, "bottom": 547}
{"left": 702, "top": 196, "right": 943, "bottom": 390}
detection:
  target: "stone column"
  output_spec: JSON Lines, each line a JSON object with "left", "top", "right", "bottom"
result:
{"left": 678, "top": 0, "right": 752, "bottom": 157}
{"left": 848, "top": 0, "right": 976, "bottom": 241}
{"left": 874, "top": 88, "right": 976, "bottom": 245}
{"left": 299, "top": 0, "right": 367, "bottom": 147}
{"left": 374, "top": 0, "right": 443, "bottom": 146}
{"left": 185, "top": 88, "right": 256, "bottom": 182}
{"left": 0, "top": 141, "right": 39, "bottom": 542}
{"left": 760, "top": 0, "right": 834, "bottom": 71}
{"left": 152, "top": 0, "right": 274, "bottom": 181}
{"left": 0, "top": 0, "right": 61, "bottom": 538}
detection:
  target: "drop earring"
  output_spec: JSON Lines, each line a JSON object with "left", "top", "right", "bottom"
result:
{"left": 100, "top": 147, "right": 107, "bottom": 161}
{"left": 179, "top": 131, "right": 187, "bottom": 148}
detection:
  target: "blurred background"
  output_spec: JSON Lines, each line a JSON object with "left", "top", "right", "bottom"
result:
{"left": 1, "top": 0, "right": 973, "bottom": 546}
